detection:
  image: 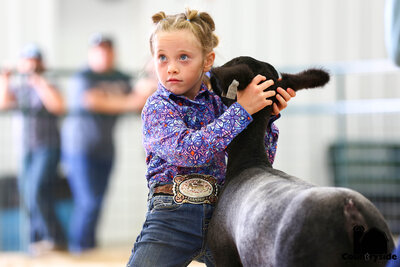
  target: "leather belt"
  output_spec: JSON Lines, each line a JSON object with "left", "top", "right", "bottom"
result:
{"left": 153, "top": 184, "right": 174, "bottom": 195}
{"left": 153, "top": 174, "right": 219, "bottom": 204}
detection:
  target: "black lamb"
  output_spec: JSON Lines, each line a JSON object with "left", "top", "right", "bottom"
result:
{"left": 207, "top": 56, "right": 395, "bottom": 267}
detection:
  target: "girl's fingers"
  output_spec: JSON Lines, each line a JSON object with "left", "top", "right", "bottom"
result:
{"left": 272, "top": 103, "right": 280, "bottom": 115}
{"left": 276, "top": 94, "right": 288, "bottom": 109}
{"left": 276, "top": 87, "right": 291, "bottom": 101}
{"left": 259, "top": 79, "right": 274, "bottom": 90}
{"left": 287, "top": 88, "right": 296, "bottom": 97}
{"left": 264, "top": 90, "right": 276, "bottom": 98}
{"left": 265, "top": 99, "right": 273, "bottom": 106}
{"left": 252, "top": 74, "right": 267, "bottom": 85}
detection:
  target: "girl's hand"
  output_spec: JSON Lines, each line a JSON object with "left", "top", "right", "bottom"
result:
{"left": 237, "top": 75, "right": 276, "bottom": 115}
{"left": 272, "top": 87, "right": 296, "bottom": 115}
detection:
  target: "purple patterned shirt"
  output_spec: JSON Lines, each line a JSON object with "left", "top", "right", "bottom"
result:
{"left": 142, "top": 83, "right": 279, "bottom": 188}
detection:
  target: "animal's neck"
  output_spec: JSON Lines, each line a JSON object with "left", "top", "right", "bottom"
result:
{"left": 225, "top": 108, "right": 273, "bottom": 181}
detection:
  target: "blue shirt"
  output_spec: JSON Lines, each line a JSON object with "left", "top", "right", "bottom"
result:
{"left": 142, "top": 83, "right": 279, "bottom": 188}
{"left": 10, "top": 73, "right": 60, "bottom": 152}
{"left": 61, "top": 67, "right": 131, "bottom": 159}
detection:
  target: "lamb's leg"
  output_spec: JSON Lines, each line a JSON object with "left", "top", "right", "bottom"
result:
{"left": 211, "top": 242, "right": 242, "bottom": 267}
{"left": 207, "top": 225, "right": 242, "bottom": 267}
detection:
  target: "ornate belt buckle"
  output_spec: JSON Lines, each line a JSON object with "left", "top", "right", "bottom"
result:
{"left": 173, "top": 174, "right": 218, "bottom": 204}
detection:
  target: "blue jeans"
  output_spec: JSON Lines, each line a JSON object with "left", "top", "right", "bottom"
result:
{"left": 127, "top": 194, "right": 216, "bottom": 267}
{"left": 18, "top": 147, "right": 65, "bottom": 245}
{"left": 62, "top": 154, "right": 113, "bottom": 253}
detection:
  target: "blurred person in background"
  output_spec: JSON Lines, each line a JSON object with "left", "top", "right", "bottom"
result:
{"left": 134, "top": 58, "right": 158, "bottom": 99}
{"left": 385, "top": 1, "right": 400, "bottom": 266}
{"left": 385, "top": 0, "right": 400, "bottom": 66}
{"left": 0, "top": 44, "right": 66, "bottom": 255}
{"left": 61, "top": 33, "right": 150, "bottom": 253}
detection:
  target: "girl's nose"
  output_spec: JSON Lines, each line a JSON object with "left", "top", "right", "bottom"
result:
{"left": 167, "top": 63, "right": 178, "bottom": 74}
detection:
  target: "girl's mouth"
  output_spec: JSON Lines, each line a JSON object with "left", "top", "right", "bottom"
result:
{"left": 167, "top": 78, "right": 181, "bottom": 83}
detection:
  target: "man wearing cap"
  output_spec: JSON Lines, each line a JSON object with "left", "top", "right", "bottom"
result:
{"left": 61, "top": 34, "right": 145, "bottom": 253}
{"left": 0, "top": 44, "right": 66, "bottom": 254}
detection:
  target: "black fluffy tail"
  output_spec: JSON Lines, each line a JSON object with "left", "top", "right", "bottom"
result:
{"left": 279, "top": 69, "right": 330, "bottom": 91}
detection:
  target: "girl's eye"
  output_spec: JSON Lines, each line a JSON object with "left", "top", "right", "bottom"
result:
{"left": 179, "top": 54, "right": 188, "bottom": 61}
{"left": 159, "top": 55, "right": 167, "bottom": 62}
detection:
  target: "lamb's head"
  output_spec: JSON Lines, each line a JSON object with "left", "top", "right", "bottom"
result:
{"left": 210, "top": 56, "right": 330, "bottom": 108}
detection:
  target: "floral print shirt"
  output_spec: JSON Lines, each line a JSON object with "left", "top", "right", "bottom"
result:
{"left": 142, "top": 83, "right": 279, "bottom": 188}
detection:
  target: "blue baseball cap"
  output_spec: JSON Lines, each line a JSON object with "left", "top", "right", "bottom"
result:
{"left": 20, "top": 43, "right": 42, "bottom": 60}
{"left": 89, "top": 33, "right": 114, "bottom": 47}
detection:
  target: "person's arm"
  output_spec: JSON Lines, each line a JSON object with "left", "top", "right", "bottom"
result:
{"left": 83, "top": 75, "right": 157, "bottom": 114}
{"left": 144, "top": 75, "right": 280, "bottom": 167}
{"left": 143, "top": 97, "right": 254, "bottom": 167}
{"left": 29, "top": 73, "right": 65, "bottom": 115}
{"left": 385, "top": 0, "right": 400, "bottom": 66}
{"left": 0, "top": 70, "right": 16, "bottom": 110}
{"left": 83, "top": 89, "right": 150, "bottom": 114}
{"left": 84, "top": 76, "right": 156, "bottom": 114}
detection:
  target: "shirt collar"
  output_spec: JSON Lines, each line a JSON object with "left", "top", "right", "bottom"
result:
{"left": 157, "top": 83, "right": 210, "bottom": 101}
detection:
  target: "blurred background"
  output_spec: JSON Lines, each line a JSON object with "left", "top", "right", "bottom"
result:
{"left": 0, "top": 0, "right": 399, "bottom": 266}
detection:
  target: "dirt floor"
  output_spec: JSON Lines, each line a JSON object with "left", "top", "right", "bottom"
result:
{"left": 1, "top": 237, "right": 398, "bottom": 267}
{"left": 0, "top": 247, "right": 206, "bottom": 267}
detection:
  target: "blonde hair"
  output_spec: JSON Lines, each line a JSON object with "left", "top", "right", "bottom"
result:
{"left": 150, "top": 8, "right": 219, "bottom": 55}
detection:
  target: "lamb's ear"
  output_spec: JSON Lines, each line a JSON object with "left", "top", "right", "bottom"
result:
{"left": 278, "top": 69, "right": 330, "bottom": 91}
{"left": 223, "top": 79, "right": 239, "bottom": 99}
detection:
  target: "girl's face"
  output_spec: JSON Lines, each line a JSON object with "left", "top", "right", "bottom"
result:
{"left": 152, "top": 29, "right": 214, "bottom": 100}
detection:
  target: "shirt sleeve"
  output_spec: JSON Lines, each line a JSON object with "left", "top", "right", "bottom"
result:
{"left": 142, "top": 97, "right": 253, "bottom": 167}
{"left": 265, "top": 115, "right": 280, "bottom": 165}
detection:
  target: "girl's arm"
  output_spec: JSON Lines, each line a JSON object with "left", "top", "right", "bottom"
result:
{"left": 30, "top": 73, "right": 66, "bottom": 115}
{"left": 144, "top": 78, "right": 294, "bottom": 168}
{"left": 143, "top": 98, "right": 253, "bottom": 167}
{"left": 0, "top": 70, "right": 16, "bottom": 110}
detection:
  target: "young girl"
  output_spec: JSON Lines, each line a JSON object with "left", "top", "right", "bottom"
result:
{"left": 127, "top": 9, "right": 295, "bottom": 267}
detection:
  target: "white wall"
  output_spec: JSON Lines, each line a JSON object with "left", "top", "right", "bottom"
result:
{"left": 1, "top": 0, "right": 399, "bottom": 247}
{"left": 1, "top": 0, "right": 386, "bottom": 69}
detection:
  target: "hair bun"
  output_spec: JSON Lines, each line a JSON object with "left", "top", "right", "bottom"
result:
{"left": 152, "top": 11, "right": 167, "bottom": 24}
{"left": 198, "top": 12, "right": 215, "bottom": 31}
{"left": 185, "top": 8, "right": 198, "bottom": 21}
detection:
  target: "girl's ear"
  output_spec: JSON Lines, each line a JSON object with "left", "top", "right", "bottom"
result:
{"left": 203, "top": 51, "right": 215, "bottom": 72}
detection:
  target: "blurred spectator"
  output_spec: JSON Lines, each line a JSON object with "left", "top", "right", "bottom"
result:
{"left": 0, "top": 44, "right": 66, "bottom": 254}
{"left": 61, "top": 33, "right": 149, "bottom": 253}
{"left": 133, "top": 58, "right": 158, "bottom": 101}
{"left": 385, "top": 0, "right": 400, "bottom": 66}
